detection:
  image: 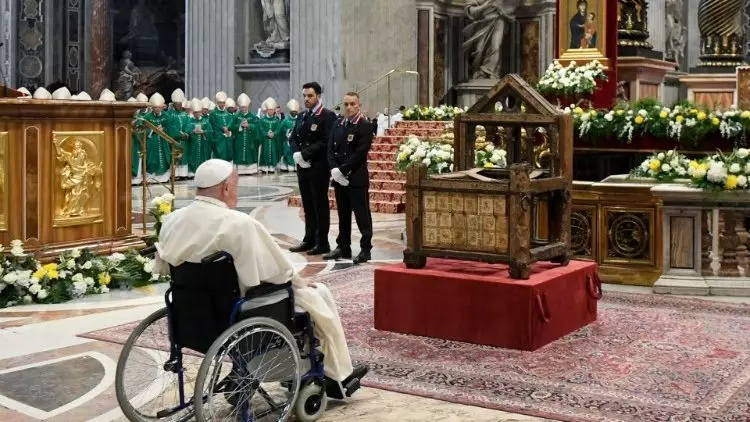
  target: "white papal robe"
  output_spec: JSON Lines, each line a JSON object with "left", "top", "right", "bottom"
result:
{"left": 154, "top": 195, "right": 354, "bottom": 381}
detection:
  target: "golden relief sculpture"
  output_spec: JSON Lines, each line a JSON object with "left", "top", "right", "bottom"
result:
{"left": 0, "top": 132, "right": 7, "bottom": 231}
{"left": 52, "top": 132, "right": 105, "bottom": 227}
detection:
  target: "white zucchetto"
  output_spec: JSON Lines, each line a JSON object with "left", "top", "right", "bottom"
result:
{"left": 194, "top": 159, "right": 234, "bottom": 188}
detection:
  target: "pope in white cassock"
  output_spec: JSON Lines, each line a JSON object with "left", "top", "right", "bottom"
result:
{"left": 154, "top": 159, "right": 368, "bottom": 385}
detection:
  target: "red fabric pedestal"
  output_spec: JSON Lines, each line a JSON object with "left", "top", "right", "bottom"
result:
{"left": 374, "top": 259, "right": 600, "bottom": 351}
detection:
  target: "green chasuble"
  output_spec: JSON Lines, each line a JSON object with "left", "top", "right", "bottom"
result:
{"left": 131, "top": 109, "right": 149, "bottom": 177}
{"left": 258, "top": 115, "right": 283, "bottom": 168}
{"left": 165, "top": 108, "right": 191, "bottom": 166}
{"left": 139, "top": 111, "right": 173, "bottom": 175}
{"left": 209, "top": 108, "right": 235, "bottom": 161}
{"left": 279, "top": 115, "right": 297, "bottom": 167}
{"left": 232, "top": 112, "right": 260, "bottom": 165}
{"left": 186, "top": 115, "right": 214, "bottom": 173}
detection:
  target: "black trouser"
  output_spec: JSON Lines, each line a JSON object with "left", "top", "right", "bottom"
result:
{"left": 297, "top": 164, "right": 330, "bottom": 249}
{"left": 333, "top": 184, "right": 372, "bottom": 252}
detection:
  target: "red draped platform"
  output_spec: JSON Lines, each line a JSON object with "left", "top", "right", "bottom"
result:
{"left": 374, "top": 259, "right": 601, "bottom": 351}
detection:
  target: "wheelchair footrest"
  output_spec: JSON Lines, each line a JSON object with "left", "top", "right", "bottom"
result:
{"left": 344, "top": 377, "right": 361, "bottom": 397}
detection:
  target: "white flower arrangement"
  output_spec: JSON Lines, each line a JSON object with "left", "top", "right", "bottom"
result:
{"left": 402, "top": 105, "right": 467, "bottom": 121}
{"left": 536, "top": 60, "right": 607, "bottom": 98}
{"left": 631, "top": 149, "right": 691, "bottom": 181}
{"left": 396, "top": 135, "right": 454, "bottom": 174}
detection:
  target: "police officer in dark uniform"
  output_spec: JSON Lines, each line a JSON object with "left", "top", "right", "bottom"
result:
{"left": 323, "top": 92, "right": 374, "bottom": 264}
{"left": 288, "top": 82, "right": 337, "bottom": 255}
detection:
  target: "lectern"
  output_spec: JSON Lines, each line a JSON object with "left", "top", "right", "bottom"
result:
{"left": 0, "top": 85, "right": 145, "bottom": 259}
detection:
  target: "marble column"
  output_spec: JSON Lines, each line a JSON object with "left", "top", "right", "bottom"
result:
{"left": 88, "top": 0, "right": 111, "bottom": 96}
{"left": 647, "top": 0, "right": 666, "bottom": 55}
{"left": 0, "top": 0, "right": 14, "bottom": 88}
{"left": 185, "top": 0, "right": 237, "bottom": 98}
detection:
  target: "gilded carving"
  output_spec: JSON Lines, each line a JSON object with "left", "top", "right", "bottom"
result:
{"left": 0, "top": 132, "right": 8, "bottom": 231}
{"left": 52, "top": 132, "right": 104, "bottom": 227}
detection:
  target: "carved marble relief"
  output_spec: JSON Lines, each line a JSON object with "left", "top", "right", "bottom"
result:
{"left": 463, "top": 0, "right": 522, "bottom": 79}
{"left": 16, "top": 0, "right": 45, "bottom": 88}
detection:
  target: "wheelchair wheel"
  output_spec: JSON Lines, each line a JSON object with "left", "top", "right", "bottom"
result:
{"left": 193, "top": 317, "right": 301, "bottom": 421}
{"left": 294, "top": 382, "right": 328, "bottom": 422}
{"left": 115, "top": 307, "right": 199, "bottom": 422}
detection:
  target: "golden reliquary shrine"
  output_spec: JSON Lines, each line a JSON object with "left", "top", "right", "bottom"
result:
{"left": 0, "top": 86, "right": 144, "bottom": 259}
{"left": 404, "top": 74, "right": 573, "bottom": 279}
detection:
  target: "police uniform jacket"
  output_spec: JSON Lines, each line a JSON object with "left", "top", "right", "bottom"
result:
{"left": 328, "top": 114, "right": 373, "bottom": 188}
{"left": 289, "top": 104, "right": 337, "bottom": 170}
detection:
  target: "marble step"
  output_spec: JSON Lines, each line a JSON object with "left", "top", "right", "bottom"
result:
{"left": 396, "top": 120, "right": 453, "bottom": 129}
{"left": 287, "top": 195, "right": 405, "bottom": 213}
{"left": 369, "top": 160, "right": 396, "bottom": 171}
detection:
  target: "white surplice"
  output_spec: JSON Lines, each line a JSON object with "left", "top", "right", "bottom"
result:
{"left": 154, "top": 196, "right": 354, "bottom": 381}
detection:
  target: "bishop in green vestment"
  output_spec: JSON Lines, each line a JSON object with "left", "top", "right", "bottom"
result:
{"left": 166, "top": 97, "right": 191, "bottom": 178}
{"left": 209, "top": 91, "right": 235, "bottom": 162}
{"left": 135, "top": 93, "right": 173, "bottom": 183}
{"left": 280, "top": 99, "right": 300, "bottom": 171}
{"left": 258, "top": 97, "right": 283, "bottom": 173}
{"left": 131, "top": 107, "right": 149, "bottom": 184}
{"left": 233, "top": 93, "right": 260, "bottom": 175}
{"left": 186, "top": 98, "right": 214, "bottom": 174}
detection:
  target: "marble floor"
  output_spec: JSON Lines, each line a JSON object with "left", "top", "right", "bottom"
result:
{"left": 1, "top": 174, "right": 748, "bottom": 421}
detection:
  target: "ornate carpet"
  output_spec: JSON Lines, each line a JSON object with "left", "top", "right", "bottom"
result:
{"left": 82, "top": 266, "right": 750, "bottom": 422}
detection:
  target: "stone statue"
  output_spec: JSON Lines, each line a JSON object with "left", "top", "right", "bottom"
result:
{"left": 56, "top": 140, "right": 103, "bottom": 217}
{"left": 114, "top": 50, "right": 142, "bottom": 100}
{"left": 260, "top": 0, "right": 290, "bottom": 48}
{"left": 463, "top": 0, "right": 522, "bottom": 79}
{"left": 118, "top": 0, "right": 160, "bottom": 63}
{"left": 665, "top": 6, "right": 686, "bottom": 64}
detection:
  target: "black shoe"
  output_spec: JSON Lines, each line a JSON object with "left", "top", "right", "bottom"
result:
{"left": 289, "top": 243, "right": 314, "bottom": 253}
{"left": 343, "top": 364, "right": 369, "bottom": 385}
{"left": 323, "top": 248, "right": 352, "bottom": 260}
{"left": 353, "top": 251, "right": 371, "bottom": 265}
{"left": 307, "top": 246, "right": 331, "bottom": 256}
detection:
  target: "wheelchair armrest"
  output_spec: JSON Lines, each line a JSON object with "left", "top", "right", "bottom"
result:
{"left": 201, "top": 251, "right": 233, "bottom": 264}
{"left": 244, "top": 281, "right": 292, "bottom": 299}
{"left": 140, "top": 245, "right": 157, "bottom": 257}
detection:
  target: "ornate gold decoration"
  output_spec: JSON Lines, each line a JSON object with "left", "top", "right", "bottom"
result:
{"left": 558, "top": 0, "right": 610, "bottom": 70}
{"left": 606, "top": 210, "right": 652, "bottom": 261}
{"left": 617, "top": 0, "right": 652, "bottom": 49}
{"left": 0, "top": 132, "right": 8, "bottom": 231}
{"left": 52, "top": 132, "right": 104, "bottom": 227}
{"left": 698, "top": 0, "right": 745, "bottom": 67}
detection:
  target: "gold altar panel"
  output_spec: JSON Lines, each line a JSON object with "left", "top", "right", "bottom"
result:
{"left": 0, "top": 132, "right": 8, "bottom": 231}
{"left": 421, "top": 192, "right": 508, "bottom": 253}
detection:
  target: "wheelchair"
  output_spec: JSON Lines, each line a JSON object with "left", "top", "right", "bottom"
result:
{"left": 114, "top": 248, "right": 358, "bottom": 421}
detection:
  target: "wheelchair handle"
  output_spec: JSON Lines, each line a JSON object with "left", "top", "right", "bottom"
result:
{"left": 201, "top": 251, "right": 232, "bottom": 264}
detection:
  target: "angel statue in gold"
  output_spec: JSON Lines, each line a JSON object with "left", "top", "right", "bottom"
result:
{"left": 56, "top": 140, "right": 103, "bottom": 217}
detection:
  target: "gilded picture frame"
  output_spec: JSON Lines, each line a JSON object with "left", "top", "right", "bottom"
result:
{"left": 557, "top": 0, "right": 610, "bottom": 69}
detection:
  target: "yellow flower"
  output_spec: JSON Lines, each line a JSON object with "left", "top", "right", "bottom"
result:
{"left": 659, "top": 111, "right": 668, "bottom": 118}
{"left": 483, "top": 162, "right": 494, "bottom": 168}
{"left": 690, "top": 109, "right": 698, "bottom": 115}
{"left": 697, "top": 111, "right": 707, "bottom": 120}
{"left": 158, "top": 202, "right": 172, "bottom": 214}
{"left": 689, "top": 160, "right": 699, "bottom": 169}
{"left": 589, "top": 110, "right": 597, "bottom": 118}
{"left": 398, "top": 152, "right": 408, "bottom": 161}
{"left": 616, "top": 109, "right": 625, "bottom": 116}
{"left": 742, "top": 110, "right": 750, "bottom": 119}
{"left": 648, "top": 159, "right": 661, "bottom": 171}
{"left": 675, "top": 115, "right": 684, "bottom": 123}
{"left": 711, "top": 117, "right": 720, "bottom": 126}
{"left": 725, "top": 175, "right": 738, "bottom": 190}
{"left": 634, "top": 116, "right": 645, "bottom": 124}
{"left": 98, "top": 272, "right": 111, "bottom": 286}
{"left": 43, "top": 263, "right": 58, "bottom": 271}
{"left": 574, "top": 107, "right": 583, "bottom": 115}
{"left": 32, "top": 268, "right": 46, "bottom": 280}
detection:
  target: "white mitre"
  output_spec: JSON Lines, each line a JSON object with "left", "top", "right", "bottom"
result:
{"left": 127, "top": 97, "right": 137, "bottom": 102}
{"left": 171, "top": 88, "right": 185, "bottom": 103}
{"left": 33, "top": 87, "right": 52, "bottom": 99}
{"left": 99, "top": 90, "right": 115, "bottom": 101}
{"left": 191, "top": 98, "right": 202, "bottom": 112}
{"left": 237, "top": 93, "right": 251, "bottom": 107}
{"left": 194, "top": 159, "right": 234, "bottom": 188}
{"left": 136, "top": 92, "right": 149, "bottom": 102}
{"left": 208, "top": 101, "right": 216, "bottom": 111}
{"left": 226, "top": 98, "right": 236, "bottom": 108}
{"left": 262, "top": 97, "right": 277, "bottom": 110}
{"left": 201, "top": 97, "right": 211, "bottom": 109}
{"left": 52, "top": 87, "right": 72, "bottom": 100}
{"left": 76, "top": 91, "right": 92, "bottom": 101}
{"left": 17, "top": 87, "right": 31, "bottom": 97}
{"left": 215, "top": 91, "right": 228, "bottom": 103}
{"left": 286, "top": 99, "right": 300, "bottom": 112}
{"left": 149, "top": 93, "right": 165, "bottom": 107}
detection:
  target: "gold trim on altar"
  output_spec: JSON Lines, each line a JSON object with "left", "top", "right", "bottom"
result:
{"left": 0, "top": 132, "right": 8, "bottom": 231}
{"left": 557, "top": 0, "right": 610, "bottom": 70}
{"left": 52, "top": 131, "right": 104, "bottom": 228}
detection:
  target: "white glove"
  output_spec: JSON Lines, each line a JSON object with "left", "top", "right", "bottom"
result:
{"left": 331, "top": 168, "right": 349, "bottom": 186}
{"left": 293, "top": 152, "right": 311, "bottom": 168}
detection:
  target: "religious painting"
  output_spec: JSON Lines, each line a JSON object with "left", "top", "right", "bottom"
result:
{"left": 111, "top": 0, "right": 185, "bottom": 98}
{"left": 558, "top": 0, "right": 609, "bottom": 69}
{"left": 737, "top": 66, "right": 750, "bottom": 110}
